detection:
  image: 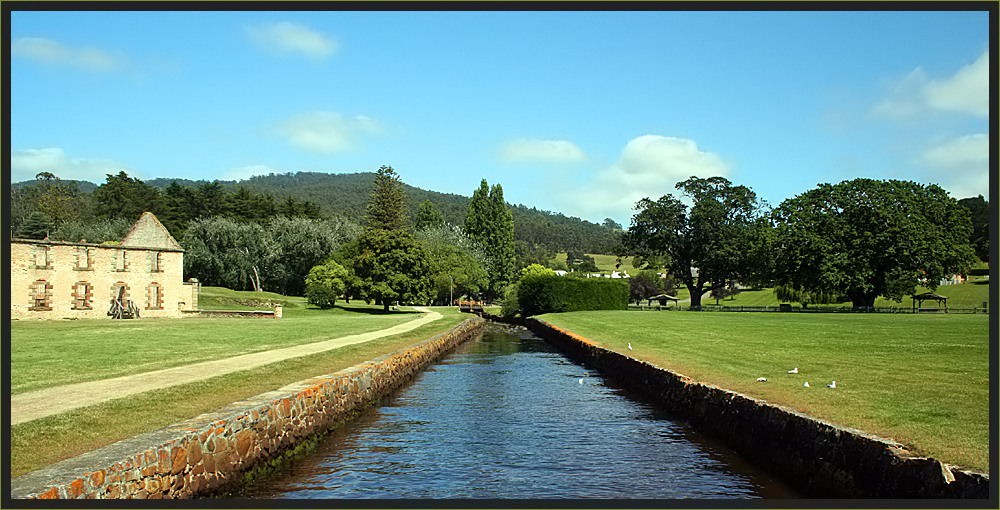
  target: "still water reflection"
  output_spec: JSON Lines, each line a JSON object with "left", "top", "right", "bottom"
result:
{"left": 237, "top": 325, "right": 799, "bottom": 499}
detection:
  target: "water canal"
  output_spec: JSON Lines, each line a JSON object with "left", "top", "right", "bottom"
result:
{"left": 236, "top": 324, "right": 800, "bottom": 499}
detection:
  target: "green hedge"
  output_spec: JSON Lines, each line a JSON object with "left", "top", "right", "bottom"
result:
{"left": 517, "top": 274, "right": 628, "bottom": 317}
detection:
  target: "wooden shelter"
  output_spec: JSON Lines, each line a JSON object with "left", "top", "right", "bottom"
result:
{"left": 646, "top": 294, "right": 680, "bottom": 307}
{"left": 911, "top": 292, "right": 948, "bottom": 313}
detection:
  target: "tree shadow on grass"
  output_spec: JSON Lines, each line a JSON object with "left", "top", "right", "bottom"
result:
{"left": 310, "top": 304, "right": 423, "bottom": 315}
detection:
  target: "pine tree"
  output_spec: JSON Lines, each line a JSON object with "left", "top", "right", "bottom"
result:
{"left": 366, "top": 165, "right": 408, "bottom": 231}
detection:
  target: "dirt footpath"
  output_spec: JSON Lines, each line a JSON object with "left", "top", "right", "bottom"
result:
{"left": 10, "top": 307, "right": 443, "bottom": 426}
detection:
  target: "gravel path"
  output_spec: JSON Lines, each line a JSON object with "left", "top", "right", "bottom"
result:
{"left": 10, "top": 307, "right": 443, "bottom": 426}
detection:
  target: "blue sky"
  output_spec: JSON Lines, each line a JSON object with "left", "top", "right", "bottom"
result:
{"left": 9, "top": 8, "right": 991, "bottom": 226}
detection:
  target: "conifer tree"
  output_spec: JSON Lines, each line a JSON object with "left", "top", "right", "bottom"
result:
{"left": 366, "top": 165, "right": 407, "bottom": 231}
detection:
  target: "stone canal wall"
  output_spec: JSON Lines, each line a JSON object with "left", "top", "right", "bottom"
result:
{"left": 519, "top": 315, "right": 990, "bottom": 499}
{"left": 9, "top": 316, "right": 486, "bottom": 500}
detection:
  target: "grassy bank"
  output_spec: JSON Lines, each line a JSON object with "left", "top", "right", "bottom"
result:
{"left": 9, "top": 288, "right": 424, "bottom": 395}
{"left": 539, "top": 310, "right": 990, "bottom": 473}
{"left": 8, "top": 304, "right": 471, "bottom": 478}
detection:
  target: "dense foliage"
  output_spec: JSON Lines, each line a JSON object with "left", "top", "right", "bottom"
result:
{"left": 514, "top": 271, "right": 628, "bottom": 317}
{"left": 365, "top": 165, "right": 408, "bottom": 231}
{"left": 957, "top": 195, "right": 990, "bottom": 264}
{"left": 413, "top": 224, "right": 490, "bottom": 305}
{"left": 182, "top": 216, "right": 357, "bottom": 295}
{"left": 465, "top": 179, "right": 516, "bottom": 301}
{"left": 12, "top": 170, "right": 621, "bottom": 255}
{"left": 771, "top": 178, "right": 977, "bottom": 308}
{"left": 350, "top": 229, "right": 433, "bottom": 310}
{"left": 304, "top": 259, "right": 349, "bottom": 309}
{"left": 622, "top": 176, "right": 768, "bottom": 308}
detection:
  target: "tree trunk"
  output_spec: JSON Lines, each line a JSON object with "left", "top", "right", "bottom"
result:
{"left": 687, "top": 283, "right": 704, "bottom": 308}
{"left": 850, "top": 291, "right": 877, "bottom": 310}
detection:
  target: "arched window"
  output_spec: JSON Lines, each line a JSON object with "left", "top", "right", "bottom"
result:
{"left": 30, "top": 280, "right": 53, "bottom": 311}
{"left": 111, "top": 282, "right": 129, "bottom": 305}
{"left": 73, "top": 282, "right": 93, "bottom": 310}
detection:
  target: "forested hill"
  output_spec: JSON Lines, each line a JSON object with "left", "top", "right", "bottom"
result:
{"left": 232, "top": 172, "right": 622, "bottom": 254}
{"left": 15, "top": 171, "right": 622, "bottom": 254}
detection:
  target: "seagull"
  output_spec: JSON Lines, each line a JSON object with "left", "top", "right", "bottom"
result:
{"left": 579, "top": 378, "right": 585, "bottom": 384}
{"left": 803, "top": 382, "right": 810, "bottom": 388}
{"left": 627, "top": 342, "right": 633, "bottom": 351}
{"left": 827, "top": 381, "right": 837, "bottom": 389}
{"left": 788, "top": 367, "right": 799, "bottom": 374}
{"left": 756, "top": 377, "right": 768, "bottom": 382}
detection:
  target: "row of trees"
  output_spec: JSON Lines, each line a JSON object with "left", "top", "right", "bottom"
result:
{"left": 11, "top": 171, "right": 322, "bottom": 242}
{"left": 303, "top": 167, "right": 518, "bottom": 310}
{"left": 620, "top": 176, "right": 986, "bottom": 309}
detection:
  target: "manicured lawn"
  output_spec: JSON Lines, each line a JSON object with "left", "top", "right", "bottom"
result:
{"left": 539, "top": 310, "right": 991, "bottom": 473}
{"left": 8, "top": 305, "right": 472, "bottom": 478}
{"left": 9, "top": 299, "right": 424, "bottom": 395}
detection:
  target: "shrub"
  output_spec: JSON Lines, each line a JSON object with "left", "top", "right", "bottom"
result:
{"left": 516, "top": 273, "right": 628, "bottom": 317}
{"left": 304, "top": 260, "right": 348, "bottom": 309}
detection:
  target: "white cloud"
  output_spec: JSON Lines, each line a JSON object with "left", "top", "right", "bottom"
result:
{"left": 557, "top": 135, "right": 732, "bottom": 224}
{"left": 222, "top": 164, "right": 276, "bottom": 182}
{"left": 500, "top": 139, "right": 587, "bottom": 164}
{"left": 276, "top": 111, "right": 382, "bottom": 154}
{"left": 246, "top": 22, "right": 337, "bottom": 60}
{"left": 923, "top": 51, "right": 990, "bottom": 118}
{"left": 10, "top": 148, "right": 130, "bottom": 182}
{"left": 874, "top": 50, "right": 989, "bottom": 119}
{"left": 917, "top": 133, "right": 990, "bottom": 199}
{"left": 11, "top": 37, "right": 126, "bottom": 71}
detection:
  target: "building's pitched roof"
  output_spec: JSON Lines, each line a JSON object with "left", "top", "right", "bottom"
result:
{"left": 120, "top": 212, "right": 183, "bottom": 251}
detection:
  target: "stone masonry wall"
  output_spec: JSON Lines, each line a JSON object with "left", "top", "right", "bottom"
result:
{"left": 10, "top": 240, "right": 192, "bottom": 320}
{"left": 9, "top": 316, "right": 486, "bottom": 500}
{"left": 519, "top": 316, "right": 990, "bottom": 499}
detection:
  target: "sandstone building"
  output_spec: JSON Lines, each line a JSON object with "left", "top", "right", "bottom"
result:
{"left": 10, "top": 212, "right": 199, "bottom": 320}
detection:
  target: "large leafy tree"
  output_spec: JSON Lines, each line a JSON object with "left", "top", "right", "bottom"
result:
{"left": 464, "top": 179, "right": 515, "bottom": 301}
{"left": 29, "top": 172, "right": 91, "bottom": 229}
{"left": 414, "top": 199, "right": 445, "bottom": 230}
{"left": 771, "top": 178, "right": 977, "bottom": 309}
{"left": 183, "top": 217, "right": 276, "bottom": 292}
{"left": 414, "top": 223, "right": 490, "bottom": 304}
{"left": 351, "top": 228, "right": 433, "bottom": 310}
{"left": 957, "top": 195, "right": 990, "bottom": 264}
{"left": 621, "top": 176, "right": 767, "bottom": 308}
{"left": 266, "top": 216, "right": 356, "bottom": 296}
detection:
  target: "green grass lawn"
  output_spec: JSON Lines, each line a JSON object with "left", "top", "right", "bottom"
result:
{"left": 8, "top": 294, "right": 472, "bottom": 477}
{"left": 9, "top": 293, "right": 427, "bottom": 395}
{"left": 539, "top": 310, "right": 990, "bottom": 473}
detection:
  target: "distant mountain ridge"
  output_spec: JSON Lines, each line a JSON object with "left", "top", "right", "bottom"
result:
{"left": 13, "top": 171, "right": 621, "bottom": 253}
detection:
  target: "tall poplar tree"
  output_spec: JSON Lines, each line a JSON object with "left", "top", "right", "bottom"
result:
{"left": 465, "top": 179, "right": 515, "bottom": 301}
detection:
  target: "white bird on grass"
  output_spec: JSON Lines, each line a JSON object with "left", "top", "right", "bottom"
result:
{"left": 788, "top": 367, "right": 799, "bottom": 374}
{"left": 827, "top": 381, "right": 837, "bottom": 389}
{"left": 803, "top": 382, "right": 810, "bottom": 388}
{"left": 756, "top": 377, "right": 768, "bottom": 382}
{"left": 628, "top": 342, "right": 633, "bottom": 351}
